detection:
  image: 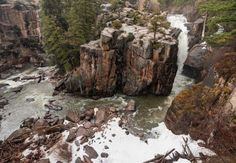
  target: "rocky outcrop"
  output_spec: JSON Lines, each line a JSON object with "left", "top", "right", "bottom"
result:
{"left": 66, "top": 24, "right": 180, "bottom": 97}
{"left": 183, "top": 43, "right": 208, "bottom": 79}
{"left": 187, "top": 18, "right": 205, "bottom": 49}
{"left": 165, "top": 53, "right": 236, "bottom": 154}
{"left": 0, "top": 1, "right": 42, "bottom": 77}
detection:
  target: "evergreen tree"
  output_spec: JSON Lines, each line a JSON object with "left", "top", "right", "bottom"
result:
{"left": 67, "top": 0, "right": 97, "bottom": 45}
{"left": 199, "top": 0, "right": 236, "bottom": 46}
{"left": 40, "top": 0, "right": 98, "bottom": 71}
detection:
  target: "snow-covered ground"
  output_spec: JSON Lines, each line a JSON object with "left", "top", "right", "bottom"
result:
{"left": 42, "top": 118, "right": 215, "bottom": 163}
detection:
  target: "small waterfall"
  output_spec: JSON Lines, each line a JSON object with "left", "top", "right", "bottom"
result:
{"left": 167, "top": 15, "right": 193, "bottom": 95}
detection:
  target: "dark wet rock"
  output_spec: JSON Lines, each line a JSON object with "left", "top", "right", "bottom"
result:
{"left": 125, "top": 99, "right": 136, "bottom": 112}
{"left": 75, "top": 157, "right": 83, "bottom": 163}
{"left": 66, "top": 128, "right": 78, "bottom": 142}
{"left": 83, "top": 155, "right": 93, "bottom": 163}
{"left": 33, "top": 119, "right": 49, "bottom": 130}
{"left": 0, "top": 83, "right": 9, "bottom": 88}
{"left": 75, "top": 140, "right": 80, "bottom": 146}
{"left": 9, "top": 85, "right": 23, "bottom": 93}
{"left": 95, "top": 109, "right": 106, "bottom": 125}
{"left": 101, "top": 152, "right": 109, "bottom": 158}
{"left": 44, "top": 103, "right": 63, "bottom": 111}
{"left": 48, "top": 117, "right": 60, "bottom": 126}
{"left": 26, "top": 98, "right": 35, "bottom": 103}
{"left": 21, "top": 76, "right": 40, "bottom": 80}
{"left": 54, "top": 79, "right": 66, "bottom": 92}
{"left": 7, "top": 128, "right": 31, "bottom": 142}
{"left": 36, "top": 159, "right": 50, "bottom": 163}
{"left": 0, "top": 98, "right": 8, "bottom": 108}
{"left": 65, "top": 122, "right": 77, "bottom": 130}
{"left": 80, "top": 136, "right": 88, "bottom": 144}
{"left": 183, "top": 44, "right": 208, "bottom": 79}
{"left": 66, "top": 111, "right": 80, "bottom": 123}
{"left": 84, "top": 145, "right": 98, "bottom": 159}
{"left": 21, "top": 117, "right": 35, "bottom": 128}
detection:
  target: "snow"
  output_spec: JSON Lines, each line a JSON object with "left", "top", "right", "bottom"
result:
{"left": 43, "top": 118, "right": 214, "bottom": 163}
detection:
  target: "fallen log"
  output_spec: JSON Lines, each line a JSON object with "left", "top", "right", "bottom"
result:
{"left": 144, "top": 148, "right": 175, "bottom": 163}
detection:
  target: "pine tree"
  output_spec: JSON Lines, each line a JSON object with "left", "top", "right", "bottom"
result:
{"left": 67, "top": 0, "right": 97, "bottom": 45}
{"left": 199, "top": 0, "right": 236, "bottom": 45}
{"left": 40, "top": 0, "right": 98, "bottom": 71}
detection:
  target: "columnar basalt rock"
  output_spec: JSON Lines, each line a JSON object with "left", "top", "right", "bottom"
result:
{"left": 66, "top": 24, "right": 180, "bottom": 97}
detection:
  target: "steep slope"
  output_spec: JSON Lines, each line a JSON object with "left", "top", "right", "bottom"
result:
{"left": 165, "top": 52, "right": 236, "bottom": 154}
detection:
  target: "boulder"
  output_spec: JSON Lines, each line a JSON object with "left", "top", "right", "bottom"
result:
{"left": 77, "top": 127, "right": 89, "bottom": 137}
{"left": 188, "top": 18, "right": 204, "bottom": 49}
{"left": 66, "top": 111, "right": 80, "bottom": 123}
{"left": 125, "top": 99, "right": 136, "bottom": 112}
{"left": 75, "top": 157, "right": 83, "bottom": 163}
{"left": 83, "top": 155, "right": 93, "bottom": 163}
{"left": 84, "top": 145, "right": 98, "bottom": 159}
{"left": 95, "top": 109, "right": 106, "bottom": 125}
{"left": 0, "top": 98, "right": 8, "bottom": 108}
{"left": 33, "top": 119, "right": 49, "bottom": 130}
{"left": 83, "top": 121, "right": 94, "bottom": 129}
{"left": 66, "top": 128, "right": 78, "bottom": 142}
{"left": 7, "top": 128, "right": 31, "bottom": 142}
{"left": 183, "top": 43, "right": 207, "bottom": 78}
{"left": 101, "top": 152, "right": 109, "bottom": 158}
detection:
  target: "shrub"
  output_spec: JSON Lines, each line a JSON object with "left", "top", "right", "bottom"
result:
{"left": 112, "top": 19, "right": 122, "bottom": 29}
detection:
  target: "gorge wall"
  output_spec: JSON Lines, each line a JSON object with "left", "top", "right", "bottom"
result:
{"left": 0, "top": 1, "right": 42, "bottom": 77}
{"left": 165, "top": 52, "right": 236, "bottom": 154}
{"left": 65, "top": 21, "right": 180, "bottom": 97}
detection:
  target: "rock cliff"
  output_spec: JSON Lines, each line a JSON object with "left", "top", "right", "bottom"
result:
{"left": 165, "top": 52, "right": 236, "bottom": 154}
{"left": 0, "top": 1, "right": 42, "bottom": 77}
{"left": 66, "top": 22, "right": 180, "bottom": 97}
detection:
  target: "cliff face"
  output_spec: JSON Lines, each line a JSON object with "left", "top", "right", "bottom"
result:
{"left": 0, "top": 1, "right": 42, "bottom": 77}
{"left": 65, "top": 25, "right": 180, "bottom": 97}
{"left": 165, "top": 53, "right": 236, "bottom": 154}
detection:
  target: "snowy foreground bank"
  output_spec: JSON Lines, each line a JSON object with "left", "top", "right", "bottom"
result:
{"left": 31, "top": 118, "right": 215, "bottom": 163}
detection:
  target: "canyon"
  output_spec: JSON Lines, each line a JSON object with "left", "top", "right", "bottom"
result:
{"left": 0, "top": 0, "right": 236, "bottom": 162}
